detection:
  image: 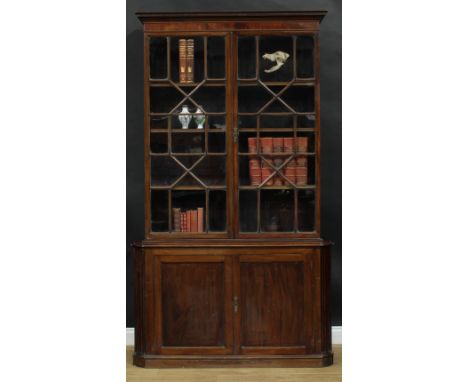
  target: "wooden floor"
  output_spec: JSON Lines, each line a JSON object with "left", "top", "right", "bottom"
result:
{"left": 127, "top": 346, "right": 342, "bottom": 382}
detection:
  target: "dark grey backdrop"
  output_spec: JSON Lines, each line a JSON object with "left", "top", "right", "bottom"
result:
{"left": 127, "top": 0, "right": 342, "bottom": 327}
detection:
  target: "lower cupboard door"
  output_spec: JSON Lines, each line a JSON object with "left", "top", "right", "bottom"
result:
{"left": 156, "top": 255, "right": 233, "bottom": 355}
{"left": 236, "top": 255, "right": 313, "bottom": 355}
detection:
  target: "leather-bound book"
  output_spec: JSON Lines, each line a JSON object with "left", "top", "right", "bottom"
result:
{"left": 248, "top": 137, "right": 259, "bottom": 154}
{"left": 261, "top": 159, "right": 274, "bottom": 186}
{"left": 296, "top": 137, "right": 308, "bottom": 185}
{"left": 283, "top": 137, "right": 296, "bottom": 185}
{"left": 185, "top": 210, "right": 192, "bottom": 232}
{"left": 172, "top": 208, "right": 181, "bottom": 232}
{"left": 197, "top": 208, "right": 204, "bottom": 232}
{"left": 249, "top": 157, "right": 261, "bottom": 186}
{"left": 179, "top": 39, "right": 187, "bottom": 83}
{"left": 186, "top": 39, "right": 194, "bottom": 83}
{"left": 180, "top": 211, "right": 185, "bottom": 232}
{"left": 190, "top": 209, "right": 197, "bottom": 232}
{"left": 260, "top": 137, "right": 273, "bottom": 154}
{"left": 272, "top": 137, "right": 284, "bottom": 186}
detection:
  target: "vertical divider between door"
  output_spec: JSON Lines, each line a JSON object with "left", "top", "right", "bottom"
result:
{"left": 230, "top": 32, "right": 239, "bottom": 238}
{"left": 232, "top": 254, "right": 241, "bottom": 354}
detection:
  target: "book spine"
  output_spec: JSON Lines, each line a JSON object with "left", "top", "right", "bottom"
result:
{"left": 283, "top": 137, "right": 296, "bottom": 185}
{"left": 249, "top": 157, "right": 261, "bottom": 186}
{"left": 295, "top": 137, "right": 308, "bottom": 185}
{"left": 185, "top": 211, "right": 190, "bottom": 232}
{"left": 186, "top": 39, "right": 194, "bottom": 83}
{"left": 190, "top": 209, "right": 197, "bottom": 232}
{"left": 261, "top": 159, "right": 274, "bottom": 186}
{"left": 179, "top": 39, "right": 187, "bottom": 83}
{"left": 272, "top": 137, "right": 284, "bottom": 186}
{"left": 172, "top": 208, "right": 181, "bottom": 232}
{"left": 197, "top": 207, "right": 204, "bottom": 233}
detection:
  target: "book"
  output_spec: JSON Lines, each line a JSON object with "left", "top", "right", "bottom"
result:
{"left": 295, "top": 137, "right": 308, "bottom": 185}
{"left": 283, "top": 137, "right": 296, "bottom": 185}
{"left": 179, "top": 39, "right": 187, "bottom": 83}
{"left": 190, "top": 209, "right": 197, "bottom": 232}
{"left": 197, "top": 208, "right": 204, "bottom": 232}
{"left": 261, "top": 159, "right": 274, "bottom": 186}
{"left": 248, "top": 137, "right": 259, "bottom": 154}
{"left": 249, "top": 157, "right": 261, "bottom": 186}
{"left": 172, "top": 208, "right": 181, "bottom": 232}
{"left": 260, "top": 137, "right": 273, "bottom": 154}
{"left": 186, "top": 211, "right": 191, "bottom": 232}
{"left": 186, "top": 39, "right": 194, "bottom": 83}
{"left": 272, "top": 137, "right": 284, "bottom": 186}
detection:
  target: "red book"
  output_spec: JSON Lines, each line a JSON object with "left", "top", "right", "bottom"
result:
{"left": 284, "top": 157, "right": 296, "bottom": 185}
{"left": 190, "top": 210, "right": 197, "bottom": 233}
{"left": 197, "top": 208, "right": 204, "bottom": 233}
{"left": 260, "top": 137, "right": 273, "bottom": 154}
{"left": 295, "top": 137, "right": 308, "bottom": 185}
{"left": 185, "top": 210, "right": 192, "bottom": 232}
{"left": 272, "top": 137, "right": 284, "bottom": 186}
{"left": 283, "top": 137, "right": 294, "bottom": 154}
{"left": 248, "top": 137, "right": 259, "bottom": 154}
{"left": 249, "top": 157, "right": 261, "bottom": 186}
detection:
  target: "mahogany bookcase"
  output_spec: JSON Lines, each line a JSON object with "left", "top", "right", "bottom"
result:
{"left": 133, "top": 10, "right": 332, "bottom": 368}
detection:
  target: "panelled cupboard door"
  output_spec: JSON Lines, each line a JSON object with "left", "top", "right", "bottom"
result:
{"left": 234, "top": 255, "right": 313, "bottom": 355}
{"left": 156, "top": 255, "right": 233, "bottom": 355}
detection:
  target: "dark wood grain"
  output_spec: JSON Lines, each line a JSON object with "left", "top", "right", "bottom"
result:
{"left": 161, "top": 262, "right": 225, "bottom": 347}
{"left": 240, "top": 259, "right": 305, "bottom": 348}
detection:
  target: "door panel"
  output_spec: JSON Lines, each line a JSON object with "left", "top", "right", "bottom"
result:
{"left": 237, "top": 255, "right": 311, "bottom": 354}
{"left": 158, "top": 255, "right": 233, "bottom": 355}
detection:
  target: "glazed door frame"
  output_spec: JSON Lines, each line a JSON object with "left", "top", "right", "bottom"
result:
{"left": 143, "top": 31, "right": 235, "bottom": 240}
{"left": 231, "top": 30, "right": 321, "bottom": 239}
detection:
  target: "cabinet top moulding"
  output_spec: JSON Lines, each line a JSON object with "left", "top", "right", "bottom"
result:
{"left": 136, "top": 11, "right": 327, "bottom": 32}
{"left": 136, "top": 11, "right": 327, "bottom": 22}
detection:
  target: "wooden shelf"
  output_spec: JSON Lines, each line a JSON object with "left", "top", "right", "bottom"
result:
{"left": 238, "top": 80, "right": 315, "bottom": 87}
{"left": 150, "top": 152, "right": 226, "bottom": 156}
{"left": 151, "top": 185, "right": 226, "bottom": 190}
{"left": 149, "top": 80, "right": 226, "bottom": 87}
{"left": 238, "top": 152, "right": 315, "bottom": 156}
{"left": 237, "top": 112, "right": 315, "bottom": 116}
{"left": 239, "top": 185, "right": 316, "bottom": 190}
{"left": 239, "top": 128, "right": 315, "bottom": 133}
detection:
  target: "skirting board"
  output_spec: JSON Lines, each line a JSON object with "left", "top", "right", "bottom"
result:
{"left": 126, "top": 326, "right": 342, "bottom": 346}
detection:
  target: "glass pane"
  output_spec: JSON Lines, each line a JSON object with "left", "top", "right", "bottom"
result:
{"left": 238, "top": 36, "right": 256, "bottom": 79}
{"left": 209, "top": 190, "right": 226, "bottom": 232}
{"left": 150, "top": 116, "right": 169, "bottom": 129}
{"left": 150, "top": 86, "right": 184, "bottom": 114}
{"left": 296, "top": 36, "right": 314, "bottom": 78}
{"left": 238, "top": 86, "right": 270, "bottom": 113}
{"left": 151, "top": 157, "right": 184, "bottom": 187}
{"left": 171, "top": 132, "right": 205, "bottom": 153}
{"left": 239, "top": 190, "right": 257, "bottom": 232}
{"left": 298, "top": 189, "right": 315, "bottom": 231}
{"left": 207, "top": 36, "right": 225, "bottom": 78}
{"left": 150, "top": 37, "right": 168, "bottom": 79}
{"left": 298, "top": 114, "right": 315, "bottom": 129}
{"left": 260, "top": 115, "right": 293, "bottom": 129}
{"left": 259, "top": 36, "right": 293, "bottom": 82}
{"left": 281, "top": 86, "right": 315, "bottom": 113}
{"left": 191, "top": 87, "right": 226, "bottom": 113}
{"left": 260, "top": 189, "right": 294, "bottom": 232}
{"left": 208, "top": 115, "right": 226, "bottom": 130}
{"left": 208, "top": 133, "right": 225, "bottom": 153}
{"left": 193, "top": 156, "right": 226, "bottom": 186}
{"left": 151, "top": 190, "right": 168, "bottom": 232}
{"left": 150, "top": 133, "right": 167, "bottom": 154}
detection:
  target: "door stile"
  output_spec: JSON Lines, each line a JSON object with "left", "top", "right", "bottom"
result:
{"left": 230, "top": 32, "right": 240, "bottom": 238}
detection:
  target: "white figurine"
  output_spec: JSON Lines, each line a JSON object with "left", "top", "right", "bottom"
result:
{"left": 262, "top": 51, "right": 290, "bottom": 73}
{"left": 193, "top": 107, "right": 206, "bottom": 129}
{"left": 178, "top": 105, "right": 192, "bottom": 129}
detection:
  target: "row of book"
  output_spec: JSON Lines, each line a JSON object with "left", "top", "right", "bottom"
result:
{"left": 172, "top": 207, "right": 204, "bottom": 232}
{"left": 248, "top": 137, "right": 309, "bottom": 186}
{"left": 178, "top": 39, "right": 194, "bottom": 83}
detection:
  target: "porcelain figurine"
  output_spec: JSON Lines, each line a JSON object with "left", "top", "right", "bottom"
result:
{"left": 178, "top": 105, "right": 192, "bottom": 129}
{"left": 262, "top": 51, "right": 290, "bottom": 73}
{"left": 193, "top": 107, "right": 206, "bottom": 129}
